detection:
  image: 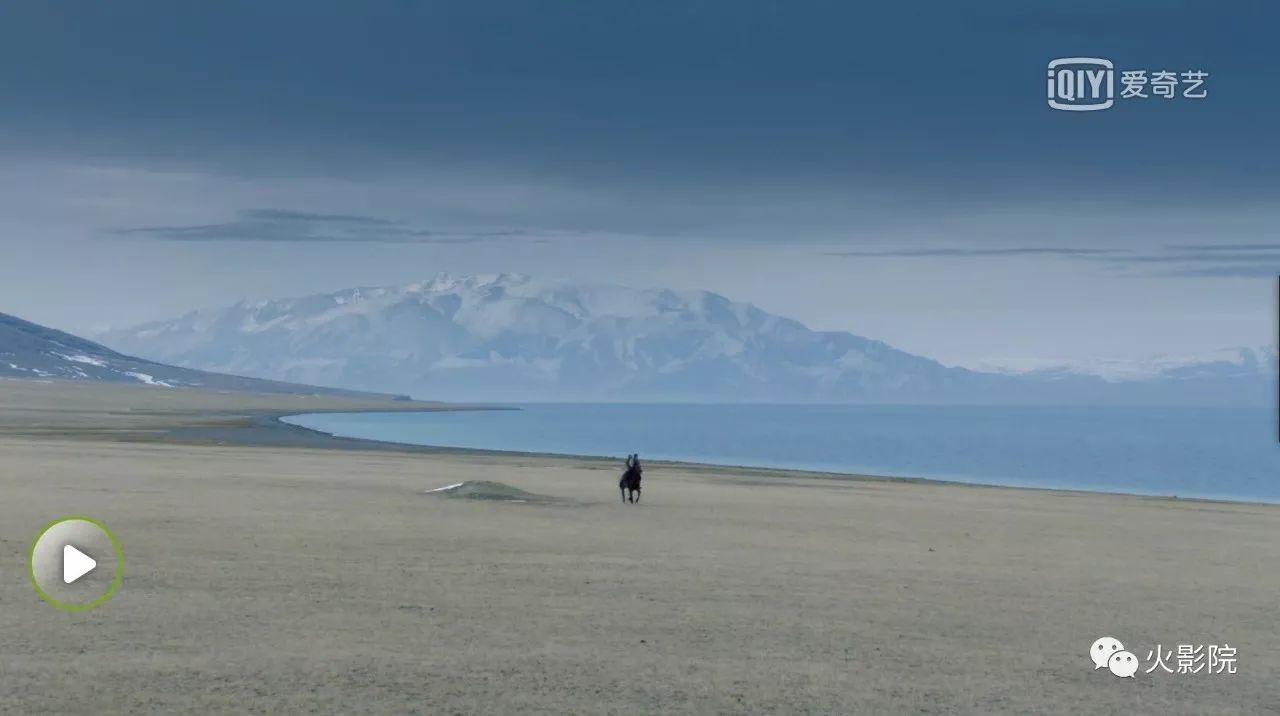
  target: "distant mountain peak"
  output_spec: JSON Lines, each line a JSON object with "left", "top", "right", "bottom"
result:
{"left": 419, "top": 271, "right": 531, "bottom": 290}
{"left": 976, "top": 345, "right": 1279, "bottom": 381}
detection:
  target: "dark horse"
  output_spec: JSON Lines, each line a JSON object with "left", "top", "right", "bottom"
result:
{"left": 619, "top": 453, "right": 642, "bottom": 503}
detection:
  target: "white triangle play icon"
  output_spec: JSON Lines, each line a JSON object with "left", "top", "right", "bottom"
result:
{"left": 63, "top": 545, "right": 97, "bottom": 584}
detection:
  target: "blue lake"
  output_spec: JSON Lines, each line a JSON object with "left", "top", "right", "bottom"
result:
{"left": 283, "top": 404, "right": 1280, "bottom": 502}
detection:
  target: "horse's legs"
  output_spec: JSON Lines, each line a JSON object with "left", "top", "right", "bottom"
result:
{"left": 620, "top": 486, "right": 626, "bottom": 503}
{"left": 633, "top": 489, "right": 641, "bottom": 504}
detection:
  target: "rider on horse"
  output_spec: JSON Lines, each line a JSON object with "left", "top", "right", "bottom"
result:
{"left": 620, "top": 453, "right": 643, "bottom": 503}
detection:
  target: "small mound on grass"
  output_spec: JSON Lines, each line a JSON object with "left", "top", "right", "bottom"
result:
{"left": 423, "top": 480, "right": 559, "bottom": 504}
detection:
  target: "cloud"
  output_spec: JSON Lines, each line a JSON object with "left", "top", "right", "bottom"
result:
{"left": 110, "top": 209, "right": 530, "bottom": 244}
{"left": 1103, "top": 252, "right": 1280, "bottom": 264}
{"left": 1166, "top": 243, "right": 1280, "bottom": 252}
{"left": 241, "top": 209, "right": 399, "bottom": 226}
{"left": 1105, "top": 246, "right": 1280, "bottom": 279}
{"left": 826, "top": 244, "right": 1280, "bottom": 280}
{"left": 1163, "top": 265, "right": 1280, "bottom": 278}
{"left": 826, "top": 247, "right": 1120, "bottom": 258}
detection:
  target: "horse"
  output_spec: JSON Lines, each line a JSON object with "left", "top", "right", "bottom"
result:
{"left": 619, "top": 454, "right": 642, "bottom": 504}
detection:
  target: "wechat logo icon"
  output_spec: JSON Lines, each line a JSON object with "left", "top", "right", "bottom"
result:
{"left": 1091, "top": 636, "right": 1138, "bottom": 678}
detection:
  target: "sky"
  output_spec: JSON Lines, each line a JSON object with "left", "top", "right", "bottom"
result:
{"left": 0, "top": 1, "right": 1276, "bottom": 368}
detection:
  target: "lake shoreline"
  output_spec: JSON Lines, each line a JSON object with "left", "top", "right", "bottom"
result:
{"left": 277, "top": 407, "right": 1278, "bottom": 507}
{"left": 1, "top": 379, "right": 1270, "bottom": 506}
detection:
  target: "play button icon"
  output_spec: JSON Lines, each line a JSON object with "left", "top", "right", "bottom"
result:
{"left": 29, "top": 516, "right": 124, "bottom": 611}
{"left": 63, "top": 544, "right": 97, "bottom": 584}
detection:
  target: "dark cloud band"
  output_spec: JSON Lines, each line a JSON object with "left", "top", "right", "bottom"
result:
{"left": 827, "top": 247, "right": 1119, "bottom": 258}
{"left": 111, "top": 209, "right": 527, "bottom": 244}
{"left": 827, "top": 244, "right": 1280, "bottom": 280}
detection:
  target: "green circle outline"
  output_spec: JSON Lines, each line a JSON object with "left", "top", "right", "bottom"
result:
{"left": 27, "top": 515, "right": 125, "bottom": 612}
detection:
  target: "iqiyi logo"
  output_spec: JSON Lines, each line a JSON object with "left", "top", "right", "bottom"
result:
{"left": 1048, "top": 58, "right": 1209, "bottom": 111}
{"left": 1047, "top": 58, "right": 1114, "bottom": 111}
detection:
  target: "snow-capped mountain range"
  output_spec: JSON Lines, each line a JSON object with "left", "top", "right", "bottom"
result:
{"left": 0, "top": 311, "right": 403, "bottom": 398}
{"left": 95, "top": 273, "right": 1274, "bottom": 404}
